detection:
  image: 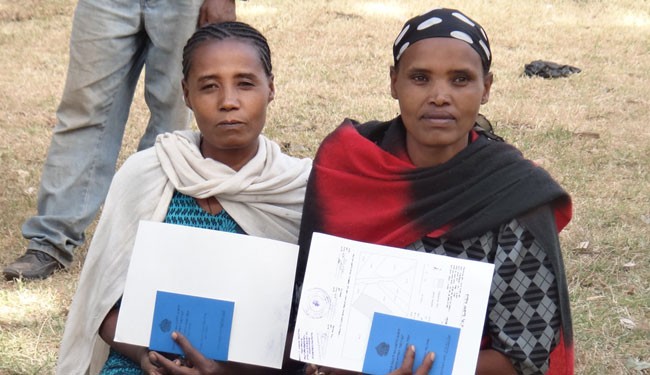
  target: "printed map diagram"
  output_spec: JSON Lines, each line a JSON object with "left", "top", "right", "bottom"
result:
{"left": 291, "top": 232, "right": 494, "bottom": 375}
{"left": 340, "top": 251, "right": 447, "bottom": 360}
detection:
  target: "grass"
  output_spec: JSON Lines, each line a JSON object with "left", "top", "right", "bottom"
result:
{"left": 1, "top": 0, "right": 649, "bottom": 373}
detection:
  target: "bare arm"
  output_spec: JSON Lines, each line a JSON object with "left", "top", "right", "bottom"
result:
{"left": 99, "top": 307, "right": 160, "bottom": 373}
{"left": 475, "top": 349, "right": 517, "bottom": 375}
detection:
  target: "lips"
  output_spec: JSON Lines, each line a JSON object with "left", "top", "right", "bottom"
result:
{"left": 421, "top": 111, "right": 455, "bottom": 121}
{"left": 217, "top": 120, "right": 244, "bottom": 126}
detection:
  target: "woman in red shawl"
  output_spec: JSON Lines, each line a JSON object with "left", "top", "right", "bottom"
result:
{"left": 298, "top": 8, "right": 573, "bottom": 375}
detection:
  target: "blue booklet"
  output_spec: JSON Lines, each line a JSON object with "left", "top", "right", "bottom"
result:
{"left": 149, "top": 291, "right": 234, "bottom": 361}
{"left": 362, "top": 313, "right": 460, "bottom": 375}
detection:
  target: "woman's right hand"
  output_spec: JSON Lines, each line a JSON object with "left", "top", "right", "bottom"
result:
{"left": 305, "top": 345, "right": 435, "bottom": 375}
{"left": 388, "top": 345, "right": 435, "bottom": 375}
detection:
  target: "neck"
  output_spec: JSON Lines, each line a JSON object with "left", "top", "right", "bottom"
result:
{"left": 406, "top": 139, "right": 469, "bottom": 168}
{"left": 200, "top": 137, "right": 259, "bottom": 171}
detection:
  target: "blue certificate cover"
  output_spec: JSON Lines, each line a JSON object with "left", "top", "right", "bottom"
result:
{"left": 149, "top": 291, "right": 234, "bottom": 361}
{"left": 362, "top": 313, "right": 460, "bottom": 375}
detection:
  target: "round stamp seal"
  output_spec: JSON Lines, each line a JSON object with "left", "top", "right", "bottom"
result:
{"left": 302, "top": 287, "right": 332, "bottom": 319}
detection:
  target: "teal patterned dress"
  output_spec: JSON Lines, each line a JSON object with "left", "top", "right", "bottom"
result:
{"left": 99, "top": 191, "right": 245, "bottom": 374}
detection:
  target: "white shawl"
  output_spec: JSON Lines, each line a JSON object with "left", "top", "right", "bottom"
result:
{"left": 56, "top": 131, "right": 312, "bottom": 375}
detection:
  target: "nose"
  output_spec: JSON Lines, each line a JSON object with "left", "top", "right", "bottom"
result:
{"left": 219, "top": 85, "right": 239, "bottom": 111}
{"left": 428, "top": 81, "right": 451, "bottom": 106}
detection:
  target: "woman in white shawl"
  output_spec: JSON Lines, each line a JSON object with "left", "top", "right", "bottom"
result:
{"left": 56, "top": 22, "right": 311, "bottom": 375}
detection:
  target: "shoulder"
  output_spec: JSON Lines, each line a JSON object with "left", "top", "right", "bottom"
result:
{"left": 496, "top": 206, "right": 557, "bottom": 243}
{"left": 490, "top": 206, "right": 561, "bottom": 269}
{"left": 516, "top": 205, "right": 558, "bottom": 237}
{"left": 350, "top": 118, "right": 393, "bottom": 142}
{"left": 261, "top": 135, "right": 312, "bottom": 174}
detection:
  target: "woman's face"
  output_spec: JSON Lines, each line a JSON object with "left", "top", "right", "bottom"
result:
{"left": 390, "top": 37, "right": 492, "bottom": 168}
{"left": 182, "top": 38, "right": 274, "bottom": 169}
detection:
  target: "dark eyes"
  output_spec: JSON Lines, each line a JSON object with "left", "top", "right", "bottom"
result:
{"left": 200, "top": 80, "right": 256, "bottom": 91}
{"left": 238, "top": 80, "right": 255, "bottom": 88}
{"left": 409, "top": 74, "right": 471, "bottom": 85}
{"left": 409, "top": 74, "right": 428, "bottom": 84}
{"left": 453, "top": 75, "right": 470, "bottom": 84}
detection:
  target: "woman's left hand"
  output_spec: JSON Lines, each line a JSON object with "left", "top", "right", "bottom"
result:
{"left": 148, "top": 332, "right": 225, "bottom": 375}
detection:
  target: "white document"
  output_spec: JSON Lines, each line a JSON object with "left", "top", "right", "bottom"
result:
{"left": 291, "top": 232, "right": 494, "bottom": 374}
{"left": 114, "top": 221, "right": 299, "bottom": 369}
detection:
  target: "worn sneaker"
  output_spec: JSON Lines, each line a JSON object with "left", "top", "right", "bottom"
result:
{"left": 3, "top": 250, "right": 63, "bottom": 280}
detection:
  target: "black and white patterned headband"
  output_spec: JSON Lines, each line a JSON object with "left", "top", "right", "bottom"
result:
{"left": 393, "top": 8, "right": 491, "bottom": 72}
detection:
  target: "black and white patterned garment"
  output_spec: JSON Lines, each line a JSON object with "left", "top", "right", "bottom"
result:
{"left": 406, "top": 218, "right": 561, "bottom": 375}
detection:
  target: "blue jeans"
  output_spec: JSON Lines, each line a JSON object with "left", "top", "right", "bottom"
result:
{"left": 21, "top": 0, "right": 203, "bottom": 267}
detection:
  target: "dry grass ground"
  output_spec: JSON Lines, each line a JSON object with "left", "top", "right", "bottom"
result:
{"left": 0, "top": 0, "right": 648, "bottom": 374}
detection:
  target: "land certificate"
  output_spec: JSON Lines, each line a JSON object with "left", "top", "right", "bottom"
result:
{"left": 115, "top": 221, "right": 299, "bottom": 369}
{"left": 291, "top": 232, "right": 494, "bottom": 374}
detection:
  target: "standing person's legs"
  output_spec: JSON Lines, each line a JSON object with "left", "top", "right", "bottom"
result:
{"left": 4, "top": 0, "right": 146, "bottom": 280}
{"left": 137, "top": 1, "right": 202, "bottom": 150}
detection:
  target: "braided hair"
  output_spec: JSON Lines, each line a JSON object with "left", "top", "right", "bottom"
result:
{"left": 182, "top": 22, "right": 272, "bottom": 80}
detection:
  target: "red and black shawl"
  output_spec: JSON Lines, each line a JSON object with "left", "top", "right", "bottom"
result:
{"left": 297, "top": 117, "right": 574, "bottom": 374}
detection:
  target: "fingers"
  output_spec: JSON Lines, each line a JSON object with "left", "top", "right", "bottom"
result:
{"left": 399, "top": 345, "right": 416, "bottom": 372}
{"left": 170, "top": 331, "right": 209, "bottom": 368}
{"left": 148, "top": 351, "right": 189, "bottom": 375}
{"left": 414, "top": 352, "right": 435, "bottom": 375}
{"left": 172, "top": 332, "right": 218, "bottom": 372}
{"left": 391, "top": 345, "right": 435, "bottom": 375}
{"left": 305, "top": 363, "right": 318, "bottom": 375}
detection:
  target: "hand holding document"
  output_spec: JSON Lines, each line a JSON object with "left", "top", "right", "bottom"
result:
{"left": 114, "top": 221, "right": 299, "bottom": 369}
{"left": 291, "top": 233, "right": 494, "bottom": 375}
